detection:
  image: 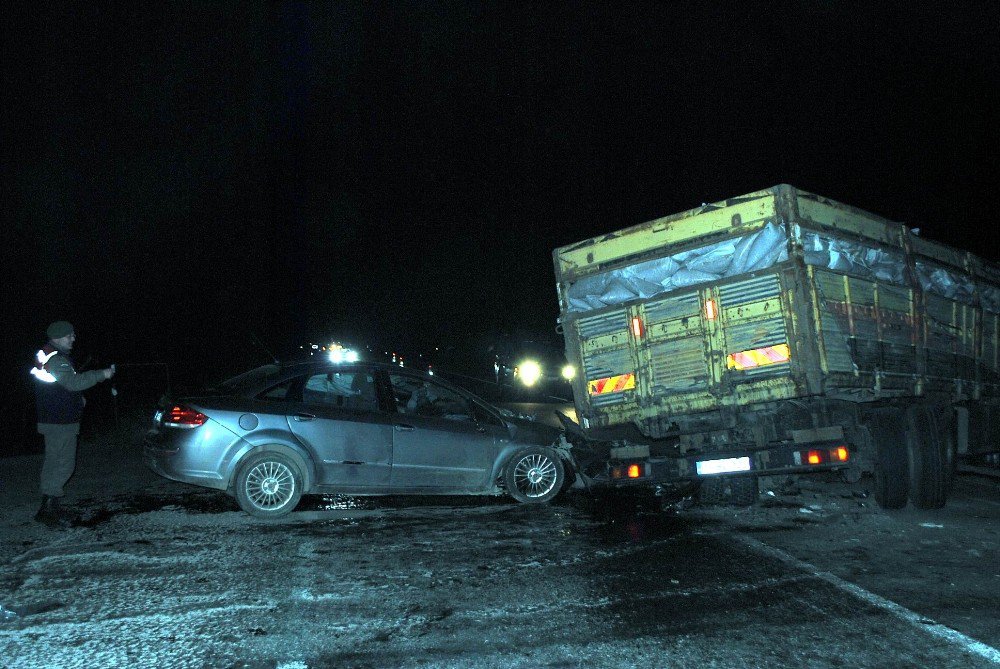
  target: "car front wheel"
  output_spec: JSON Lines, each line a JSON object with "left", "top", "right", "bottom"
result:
{"left": 235, "top": 452, "right": 304, "bottom": 518}
{"left": 504, "top": 447, "right": 565, "bottom": 504}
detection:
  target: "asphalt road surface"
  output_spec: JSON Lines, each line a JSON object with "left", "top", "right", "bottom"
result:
{"left": 1, "top": 456, "right": 997, "bottom": 669}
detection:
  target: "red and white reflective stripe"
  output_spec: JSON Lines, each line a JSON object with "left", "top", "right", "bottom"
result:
{"left": 588, "top": 372, "right": 636, "bottom": 395}
{"left": 726, "top": 343, "right": 791, "bottom": 370}
{"left": 30, "top": 348, "right": 57, "bottom": 383}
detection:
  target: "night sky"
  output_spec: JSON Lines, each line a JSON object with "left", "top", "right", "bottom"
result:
{"left": 4, "top": 2, "right": 999, "bottom": 399}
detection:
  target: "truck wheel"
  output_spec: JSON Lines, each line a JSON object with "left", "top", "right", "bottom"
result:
{"left": 868, "top": 409, "right": 909, "bottom": 509}
{"left": 906, "top": 405, "right": 949, "bottom": 509}
{"left": 235, "top": 452, "right": 304, "bottom": 518}
{"left": 939, "top": 408, "right": 959, "bottom": 491}
{"left": 504, "top": 447, "right": 565, "bottom": 504}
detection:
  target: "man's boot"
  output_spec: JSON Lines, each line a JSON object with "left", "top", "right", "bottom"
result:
{"left": 34, "top": 495, "right": 69, "bottom": 528}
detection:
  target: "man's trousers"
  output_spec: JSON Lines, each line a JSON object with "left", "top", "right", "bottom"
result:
{"left": 37, "top": 422, "right": 80, "bottom": 497}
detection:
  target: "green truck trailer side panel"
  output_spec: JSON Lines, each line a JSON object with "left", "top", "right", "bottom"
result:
{"left": 796, "top": 197, "right": 902, "bottom": 248}
{"left": 556, "top": 185, "right": 1000, "bottom": 431}
{"left": 555, "top": 191, "right": 778, "bottom": 280}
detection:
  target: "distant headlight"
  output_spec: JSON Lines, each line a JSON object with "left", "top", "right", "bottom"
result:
{"left": 517, "top": 360, "right": 542, "bottom": 387}
{"left": 561, "top": 365, "right": 576, "bottom": 380}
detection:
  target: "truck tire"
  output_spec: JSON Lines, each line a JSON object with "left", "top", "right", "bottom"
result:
{"left": 697, "top": 475, "right": 757, "bottom": 506}
{"left": 906, "top": 404, "right": 949, "bottom": 509}
{"left": 939, "top": 407, "right": 959, "bottom": 492}
{"left": 868, "top": 409, "right": 909, "bottom": 510}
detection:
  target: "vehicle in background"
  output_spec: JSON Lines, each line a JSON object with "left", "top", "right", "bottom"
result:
{"left": 144, "top": 361, "right": 584, "bottom": 518}
{"left": 553, "top": 184, "right": 1000, "bottom": 509}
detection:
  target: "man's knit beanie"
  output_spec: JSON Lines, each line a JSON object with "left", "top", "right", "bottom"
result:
{"left": 46, "top": 321, "right": 74, "bottom": 340}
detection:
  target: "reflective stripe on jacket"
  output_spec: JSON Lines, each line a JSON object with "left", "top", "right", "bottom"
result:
{"left": 31, "top": 345, "right": 101, "bottom": 424}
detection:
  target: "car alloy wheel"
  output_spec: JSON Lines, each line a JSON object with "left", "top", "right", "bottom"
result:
{"left": 505, "top": 447, "right": 565, "bottom": 504}
{"left": 235, "top": 452, "right": 304, "bottom": 518}
{"left": 247, "top": 461, "right": 294, "bottom": 506}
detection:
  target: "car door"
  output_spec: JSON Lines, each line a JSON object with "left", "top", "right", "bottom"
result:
{"left": 386, "top": 372, "right": 503, "bottom": 493}
{"left": 285, "top": 367, "right": 394, "bottom": 492}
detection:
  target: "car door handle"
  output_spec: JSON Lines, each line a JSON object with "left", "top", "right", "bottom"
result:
{"left": 294, "top": 412, "right": 317, "bottom": 422}
{"left": 394, "top": 424, "right": 416, "bottom": 432}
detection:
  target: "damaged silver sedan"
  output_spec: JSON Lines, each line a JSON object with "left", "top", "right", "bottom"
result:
{"left": 144, "top": 362, "right": 577, "bottom": 518}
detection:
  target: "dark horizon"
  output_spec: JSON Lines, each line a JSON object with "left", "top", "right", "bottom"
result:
{"left": 4, "top": 2, "right": 999, "bottom": 398}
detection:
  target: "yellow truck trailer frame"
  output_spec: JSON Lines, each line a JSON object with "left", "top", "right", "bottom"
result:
{"left": 553, "top": 185, "right": 1000, "bottom": 509}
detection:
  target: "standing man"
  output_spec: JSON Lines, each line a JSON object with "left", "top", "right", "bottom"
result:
{"left": 30, "top": 321, "right": 115, "bottom": 528}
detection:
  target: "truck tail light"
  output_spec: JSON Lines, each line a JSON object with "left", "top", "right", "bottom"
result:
{"left": 631, "top": 317, "right": 644, "bottom": 338}
{"left": 162, "top": 405, "right": 208, "bottom": 428}
{"left": 797, "top": 446, "right": 849, "bottom": 466}
{"left": 610, "top": 462, "right": 647, "bottom": 479}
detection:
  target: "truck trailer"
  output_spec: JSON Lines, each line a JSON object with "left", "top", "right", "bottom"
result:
{"left": 553, "top": 185, "right": 1000, "bottom": 509}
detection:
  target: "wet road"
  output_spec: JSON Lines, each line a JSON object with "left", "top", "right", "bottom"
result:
{"left": 1, "top": 485, "right": 998, "bottom": 669}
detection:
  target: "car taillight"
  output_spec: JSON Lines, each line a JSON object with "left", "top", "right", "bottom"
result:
{"left": 162, "top": 405, "right": 208, "bottom": 429}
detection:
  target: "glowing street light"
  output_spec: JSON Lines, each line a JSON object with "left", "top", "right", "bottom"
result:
{"left": 561, "top": 364, "right": 576, "bottom": 381}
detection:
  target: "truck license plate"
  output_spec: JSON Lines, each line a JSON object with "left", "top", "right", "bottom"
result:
{"left": 696, "top": 456, "right": 752, "bottom": 475}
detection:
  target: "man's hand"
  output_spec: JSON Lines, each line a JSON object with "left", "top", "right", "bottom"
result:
{"left": 103, "top": 365, "right": 116, "bottom": 380}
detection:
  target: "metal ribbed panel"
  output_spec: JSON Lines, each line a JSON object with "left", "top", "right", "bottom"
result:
{"left": 882, "top": 343, "right": 916, "bottom": 374}
{"left": 719, "top": 273, "right": 781, "bottom": 305}
{"left": 583, "top": 349, "right": 633, "bottom": 407}
{"left": 738, "top": 361, "right": 791, "bottom": 379}
{"left": 852, "top": 337, "right": 880, "bottom": 371}
{"left": 644, "top": 291, "right": 700, "bottom": 323}
{"left": 983, "top": 313, "right": 998, "bottom": 377}
{"left": 849, "top": 278, "right": 876, "bottom": 306}
{"left": 724, "top": 317, "right": 787, "bottom": 353}
{"left": 591, "top": 391, "right": 628, "bottom": 407}
{"left": 817, "top": 302, "right": 854, "bottom": 372}
{"left": 814, "top": 271, "right": 848, "bottom": 301}
{"left": 926, "top": 350, "right": 955, "bottom": 379}
{"left": 577, "top": 310, "right": 627, "bottom": 339}
{"left": 878, "top": 284, "right": 911, "bottom": 312}
{"left": 879, "top": 314, "right": 913, "bottom": 346}
{"left": 649, "top": 339, "right": 709, "bottom": 394}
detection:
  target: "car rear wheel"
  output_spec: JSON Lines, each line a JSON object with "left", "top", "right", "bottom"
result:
{"left": 235, "top": 452, "right": 303, "bottom": 518}
{"left": 504, "top": 447, "right": 565, "bottom": 504}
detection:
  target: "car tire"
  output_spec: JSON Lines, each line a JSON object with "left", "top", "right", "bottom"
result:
{"left": 504, "top": 447, "right": 565, "bottom": 504}
{"left": 235, "top": 451, "right": 304, "bottom": 519}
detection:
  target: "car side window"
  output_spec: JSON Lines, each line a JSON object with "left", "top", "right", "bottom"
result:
{"left": 388, "top": 374, "right": 473, "bottom": 421}
{"left": 469, "top": 401, "right": 505, "bottom": 427}
{"left": 302, "top": 372, "right": 377, "bottom": 412}
{"left": 258, "top": 379, "right": 296, "bottom": 401}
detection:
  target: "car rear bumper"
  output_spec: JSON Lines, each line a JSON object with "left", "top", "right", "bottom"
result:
{"left": 144, "top": 432, "right": 229, "bottom": 491}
